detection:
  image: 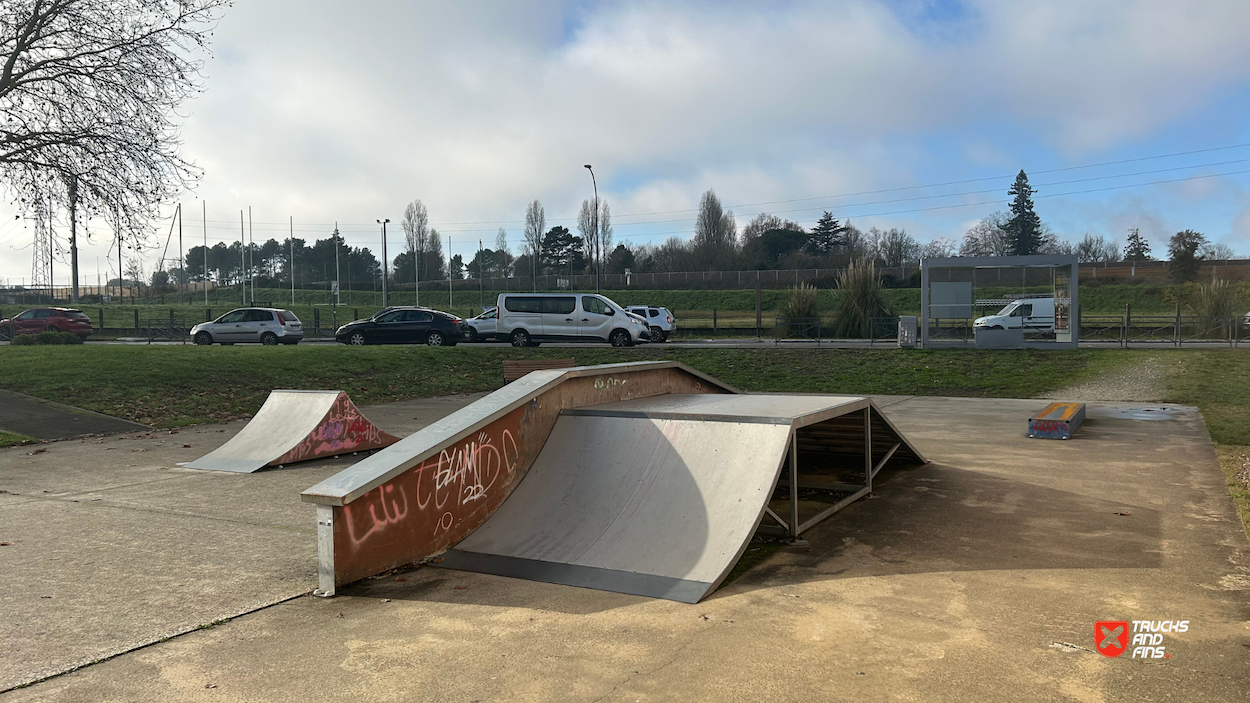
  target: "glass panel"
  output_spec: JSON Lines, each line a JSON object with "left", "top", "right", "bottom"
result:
{"left": 1054, "top": 264, "right": 1073, "bottom": 343}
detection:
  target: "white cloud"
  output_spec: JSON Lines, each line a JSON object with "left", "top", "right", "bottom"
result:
{"left": 5, "top": 0, "right": 1250, "bottom": 281}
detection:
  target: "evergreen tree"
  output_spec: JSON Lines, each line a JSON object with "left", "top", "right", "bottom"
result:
{"left": 539, "top": 226, "right": 586, "bottom": 274}
{"left": 806, "top": 211, "right": 847, "bottom": 253}
{"left": 1123, "top": 228, "right": 1152, "bottom": 261}
{"left": 1005, "top": 170, "right": 1042, "bottom": 255}
{"left": 1167, "top": 229, "right": 1206, "bottom": 283}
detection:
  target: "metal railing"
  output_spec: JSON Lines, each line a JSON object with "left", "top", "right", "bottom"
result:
{"left": 139, "top": 318, "right": 190, "bottom": 344}
{"left": 774, "top": 317, "right": 822, "bottom": 344}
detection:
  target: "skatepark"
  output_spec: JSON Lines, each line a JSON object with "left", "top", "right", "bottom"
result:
{"left": 1, "top": 361, "right": 1247, "bottom": 701}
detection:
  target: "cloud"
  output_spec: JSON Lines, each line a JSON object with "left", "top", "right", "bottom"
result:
{"left": 5, "top": 0, "right": 1250, "bottom": 280}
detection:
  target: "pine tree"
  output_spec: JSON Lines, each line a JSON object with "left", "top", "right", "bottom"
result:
{"left": 1123, "top": 228, "right": 1152, "bottom": 261}
{"left": 1167, "top": 229, "right": 1206, "bottom": 283}
{"left": 1005, "top": 170, "right": 1042, "bottom": 255}
{"left": 806, "top": 211, "right": 847, "bottom": 253}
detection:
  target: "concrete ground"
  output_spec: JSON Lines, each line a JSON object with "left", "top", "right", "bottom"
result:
{"left": 0, "top": 389, "right": 150, "bottom": 440}
{"left": 2, "top": 394, "right": 1248, "bottom": 701}
{"left": 0, "top": 392, "right": 487, "bottom": 691}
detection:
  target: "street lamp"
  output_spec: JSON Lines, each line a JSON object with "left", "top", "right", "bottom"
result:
{"left": 584, "top": 164, "right": 599, "bottom": 293}
{"left": 377, "top": 218, "right": 390, "bottom": 307}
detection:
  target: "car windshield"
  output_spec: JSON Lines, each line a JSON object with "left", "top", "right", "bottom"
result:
{"left": 996, "top": 303, "right": 1017, "bottom": 316}
{"left": 599, "top": 295, "right": 625, "bottom": 313}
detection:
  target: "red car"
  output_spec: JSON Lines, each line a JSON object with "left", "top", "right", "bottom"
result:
{"left": 0, "top": 307, "right": 94, "bottom": 340}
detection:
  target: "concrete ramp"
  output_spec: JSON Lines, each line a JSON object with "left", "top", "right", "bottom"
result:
{"left": 187, "top": 390, "right": 399, "bottom": 473}
{"left": 440, "top": 393, "right": 926, "bottom": 603}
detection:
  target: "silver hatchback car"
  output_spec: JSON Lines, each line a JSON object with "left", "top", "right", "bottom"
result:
{"left": 191, "top": 308, "right": 304, "bottom": 346}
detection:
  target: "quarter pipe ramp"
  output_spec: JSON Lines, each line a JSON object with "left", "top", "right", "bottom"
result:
{"left": 186, "top": 390, "right": 398, "bottom": 473}
{"left": 439, "top": 393, "right": 924, "bottom": 602}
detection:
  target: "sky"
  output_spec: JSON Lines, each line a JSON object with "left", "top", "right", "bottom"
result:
{"left": 3, "top": 0, "right": 1250, "bottom": 285}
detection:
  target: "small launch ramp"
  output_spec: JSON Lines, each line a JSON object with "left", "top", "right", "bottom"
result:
{"left": 438, "top": 394, "right": 924, "bottom": 603}
{"left": 187, "top": 390, "right": 399, "bottom": 473}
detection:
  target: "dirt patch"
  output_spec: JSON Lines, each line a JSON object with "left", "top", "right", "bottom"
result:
{"left": 1043, "top": 355, "right": 1168, "bottom": 402}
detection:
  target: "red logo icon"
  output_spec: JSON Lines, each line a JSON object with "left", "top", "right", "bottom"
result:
{"left": 1096, "top": 621, "right": 1129, "bottom": 657}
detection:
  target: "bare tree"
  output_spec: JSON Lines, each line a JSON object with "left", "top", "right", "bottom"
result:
{"left": 692, "top": 189, "right": 737, "bottom": 270}
{"left": 1074, "top": 233, "right": 1121, "bottom": 263}
{"left": 576, "top": 198, "right": 613, "bottom": 274}
{"left": 523, "top": 199, "right": 544, "bottom": 286}
{"left": 919, "top": 237, "right": 957, "bottom": 259}
{"left": 1, "top": 0, "right": 229, "bottom": 297}
{"left": 959, "top": 212, "right": 1014, "bottom": 256}
{"left": 494, "top": 226, "right": 510, "bottom": 255}
{"left": 401, "top": 199, "right": 430, "bottom": 280}
{"left": 871, "top": 227, "right": 919, "bottom": 268}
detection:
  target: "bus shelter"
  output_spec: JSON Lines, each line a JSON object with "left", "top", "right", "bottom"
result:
{"left": 919, "top": 255, "right": 1078, "bottom": 350}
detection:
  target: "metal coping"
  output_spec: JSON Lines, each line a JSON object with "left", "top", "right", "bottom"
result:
{"left": 436, "top": 550, "right": 712, "bottom": 604}
{"left": 300, "top": 361, "right": 740, "bottom": 506}
{"left": 562, "top": 396, "right": 871, "bottom": 428}
{"left": 1032, "top": 402, "right": 1085, "bottom": 422}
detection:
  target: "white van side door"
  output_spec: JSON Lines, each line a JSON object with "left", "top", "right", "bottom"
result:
{"left": 578, "top": 295, "right": 615, "bottom": 340}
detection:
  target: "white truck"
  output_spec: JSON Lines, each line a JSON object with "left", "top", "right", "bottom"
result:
{"left": 973, "top": 297, "right": 1056, "bottom": 333}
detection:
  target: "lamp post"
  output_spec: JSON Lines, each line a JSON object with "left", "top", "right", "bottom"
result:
{"left": 377, "top": 218, "right": 390, "bottom": 308}
{"left": 584, "top": 164, "right": 599, "bottom": 293}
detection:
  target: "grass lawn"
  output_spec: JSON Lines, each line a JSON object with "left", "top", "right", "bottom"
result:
{"left": 0, "top": 345, "right": 1138, "bottom": 427}
{"left": 1157, "top": 349, "right": 1250, "bottom": 535}
{"left": 0, "top": 430, "right": 37, "bottom": 448}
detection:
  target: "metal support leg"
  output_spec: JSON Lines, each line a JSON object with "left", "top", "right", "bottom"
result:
{"left": 788, "top": 433, "right": 799, "bottom": 539}
{"left": 864, "top": 407, "right": 873, "bottom": 493}
{"left": 314, "top": 504, "right": 336, "bottom": 597}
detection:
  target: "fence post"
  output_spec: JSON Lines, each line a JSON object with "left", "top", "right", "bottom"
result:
{"left": 314, "top": 308, "right": 320, "bottom": 335}
{"left": 133, "top": 309, "right": 139, "bottom": 332}
{"left": 354, "top": 308, "right": 359, "bottom": 321}
{"left": 206, "top": 308, "right": 211, "bottom": 322}
{"left": 712, "top": 309, "right": 717, "bottom": 333}
{"left": 99, "top": 308, "right": 104, "bottom": 330}
{"left": 1174, "top": 304, "right": 1181, "bottom": 347}
{"left": 755, "top": 284, "right": 762, "bottom": 339}
{"left": 169, "top": 308, "right": 174, "bottom": 328}
{"left": 1124, "top": 304, "right": 1130, "bottom": 349}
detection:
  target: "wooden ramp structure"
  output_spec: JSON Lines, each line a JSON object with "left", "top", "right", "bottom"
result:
{"left": 301, "top": 363, "right": 925, "bottom": 602}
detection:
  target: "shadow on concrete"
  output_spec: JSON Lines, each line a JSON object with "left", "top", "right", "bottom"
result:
{"left": 0, "top": 389, "right": 150, "bottom": 440}
{"left": 715, "top": 460, "right": 1163, "bottom": 599}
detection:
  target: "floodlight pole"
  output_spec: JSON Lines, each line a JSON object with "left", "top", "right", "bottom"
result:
{"left": 378, "top": 218, "right": 390, "bottom": 308}
{"left": 585, "top": 164, "right": 599, "bottom": 292}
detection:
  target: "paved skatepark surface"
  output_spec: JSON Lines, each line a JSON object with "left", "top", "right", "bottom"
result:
{"left": 2, "top": 393, "right": 1248, "bottom": 701}
{"left": 0, "top": 389, "right": 150, "bottom": 440}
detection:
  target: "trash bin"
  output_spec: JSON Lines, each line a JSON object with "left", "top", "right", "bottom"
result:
{"left": 898, "top": 316, "right": 917, "bottom": 348}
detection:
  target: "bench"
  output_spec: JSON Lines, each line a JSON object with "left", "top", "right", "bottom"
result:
{"left": 502, "top": 358, "right": 576, "bottom": 383}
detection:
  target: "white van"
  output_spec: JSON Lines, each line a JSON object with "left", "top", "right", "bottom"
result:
{"left": 496, "top": 293, "right": 651, "bottom": 347}
{"left": 973, "top": 297, "right": 1055, "bottom": 333}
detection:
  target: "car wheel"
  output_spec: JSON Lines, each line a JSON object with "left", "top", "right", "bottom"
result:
{"left": 261, "top": 332, "right": 279, "bottom": 346}
{"left": 466, "top": 328, "right": 479, "bottom": 343}
{"left": 193, "top": 332, "right": 212, "bottom": 345}
{"left": 46, "top": 325, "right": 58, "bottom": 333}
{"left": 610, "top": 329, "right": 633, "bottom": 347}
{"left": 427, "top": 331, "right": 445, "bottom": 346}
{"left": 348, "top": 332, "right": 367, "bottom": 346}
{"left": 511, "top": 329, "right": 530, "bottom": 347}
{"left": 650, "top": 326, "right": 663, "bottom": 342}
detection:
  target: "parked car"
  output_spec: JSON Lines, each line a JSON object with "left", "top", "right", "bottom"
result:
{"left": 335, "top": 306, "right": 469, "bottom": 346}
{"left": 1243, "top": 310, "right": 1250, "bottom": 329}
{"left": 465, "top": 306, "right": 499, "bottom": 342}
{"left": 191, "top": 308, "right": 304, "bottom": 345}
{"left": 973, "top": 297, "right": 1056, "bottom": 333}
{"left": 626, "top": 306, "right": 676, "bottom": 342}
{"left": 0, "top": 307, "right": 94, "bottom": 340}
{"left": 496, "top": 293, "right": 651, "bottom": 347}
